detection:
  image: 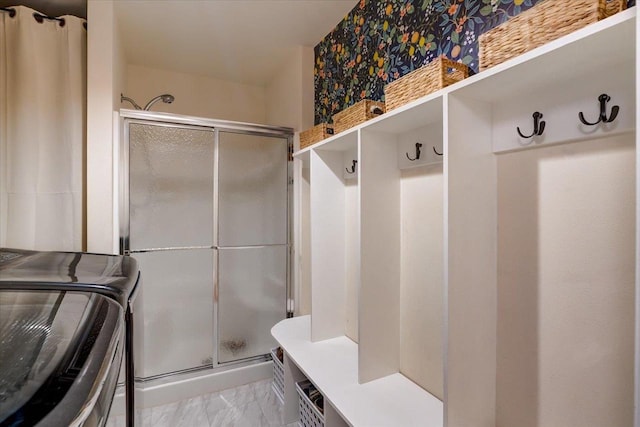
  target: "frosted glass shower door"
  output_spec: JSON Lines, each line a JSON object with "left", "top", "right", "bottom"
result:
{"left": 133, "top": 249, "right": 214, "bottom": 378}
{"left": 128, "top": 123, "right": 214, "bottom": 250}
{"left": 127, "top": 122, "right": 214, "bottom": 378}
{"left": 217, "top": 132, "right": 288, "bottom": 247}
{"left": 217, "top": 246, "right": 287, "bottom": 363}
{"left": 217, "top": 132, "right": 288, "bottom": 363}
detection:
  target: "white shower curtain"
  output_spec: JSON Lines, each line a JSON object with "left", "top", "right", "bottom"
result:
{"left": 0, "top": 6, "right": 86, "bottom": 251}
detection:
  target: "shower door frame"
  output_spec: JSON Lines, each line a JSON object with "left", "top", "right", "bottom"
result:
{"left": 119, "top": 109, "right": 294, "bottom": 381}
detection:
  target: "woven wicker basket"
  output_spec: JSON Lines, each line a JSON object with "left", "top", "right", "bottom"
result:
{"left": 333, "top": 100, "right": 385, "bottom": 134}
{"left": 300, "top": 123, "right": 334, "bottom": 149}
{"left": 384, "top": 58, "right": 468, "bottom": 111}
{"left": 479, "top": 0, "right": 626, "bottom": 71}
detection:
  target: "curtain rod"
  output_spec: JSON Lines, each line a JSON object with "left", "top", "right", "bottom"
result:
{"left": 33, "top": 11, "right": 66, "bottom": 27}
{"left": 0, "top": 6, "right": 87, "bottom": 29}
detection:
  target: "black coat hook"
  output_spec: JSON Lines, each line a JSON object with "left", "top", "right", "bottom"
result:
{"left": 433, "top": 146, "right": 443, "bottom": 156}
{"left": 406, "top": 142, "right": 423, "bottom": 161}
{"left": 517, "top": 112, "right": 545, "bottom": 138}
{"left": 579, "top": 93, "right": 619, "bottom": 126}
{"left": 346, "top": 159, "right": 357, "bottom": 174}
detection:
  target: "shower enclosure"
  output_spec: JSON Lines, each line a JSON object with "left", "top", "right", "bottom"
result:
{"left": 119, "top": 110, "right": 292, "bottom": 380}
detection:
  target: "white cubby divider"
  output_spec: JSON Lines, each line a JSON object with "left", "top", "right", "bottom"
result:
{"left": 309, "top": 131, "right": 359, "bottom": 343}
{"left": 284, "top": 7, "right": 638, "bottom": 427}
{"left": 309, "top": 148, "right": 348, "bottom": 342}
{"left": 358, "top": 129, "right": 402, "bottom": 384}
{"left": 445, "top": 93, "right": 498, "bottom": 426}
{"left": 444, "top": 95, "right": 498, "bottom": 425}
{"left": 283, "top": 352, "right": 307, "bottom": 424}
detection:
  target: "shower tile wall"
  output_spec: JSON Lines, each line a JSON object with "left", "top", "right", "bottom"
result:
{"left": 106, "top": 380, "right": 297, "bottom": 427}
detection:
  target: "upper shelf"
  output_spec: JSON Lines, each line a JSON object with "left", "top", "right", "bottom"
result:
{"left": 293, "top": 7, "right": 636, "bottom": 157}
{"left": 365, "top": 93, "right": 443, "bottom": 134}
{"left": 272, "top": 316, "right": 443, "bottom": 427}
{"left": 294, "top": 128, "right": 358, "bottom": 164}
{"left": 452, "top": 7, "right": 636, "bottom": 102}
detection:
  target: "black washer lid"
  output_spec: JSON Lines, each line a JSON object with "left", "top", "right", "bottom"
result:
{"left": 1, "top": 290, "right": 87, "bottom": 424}
{"left": 0, "top": 249, "right": 138, "bottom": 308}
{"left": 0, "top": 290, "right": 122, "bottom": 427}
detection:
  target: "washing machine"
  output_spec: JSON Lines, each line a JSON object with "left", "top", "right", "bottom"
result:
{"left": 0, "top": 249, "right": 139, "bottom": 426}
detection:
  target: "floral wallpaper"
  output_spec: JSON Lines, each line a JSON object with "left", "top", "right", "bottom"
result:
{"left": 314, "top": 0, "right": 635, "bottom": 124}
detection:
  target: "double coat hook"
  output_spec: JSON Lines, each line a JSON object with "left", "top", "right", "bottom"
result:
{"left": 406, "top": 142, "right": 423, "bottom": 161}
{"left": 406, "top": 142, "right": 442, "bottom": 160}
{"left": 517, "top": 111, "right": 546, "bottom": 138}
{"left": 579, "top": 93, "right": 619, "bottom": 126}
{"left": 346, "top": 159, "right": 357, "bottom": 174}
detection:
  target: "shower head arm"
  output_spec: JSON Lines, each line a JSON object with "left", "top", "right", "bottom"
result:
{"left": 144, "top": 94, "right": 174, "bottom": 111}
{"left": 120, "top": 94, "right": 142, "bottom": 110}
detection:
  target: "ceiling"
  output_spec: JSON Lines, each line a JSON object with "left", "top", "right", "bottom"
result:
{"left": 115, "top": 1, "right": 357, "bottom": 86}
{"left": 0, "top": 1, "right": 355, "bottom": 86}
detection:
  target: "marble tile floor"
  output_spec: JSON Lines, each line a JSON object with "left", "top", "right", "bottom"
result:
{"left": 106, "top": 379, "right": 298, "bottom": 427}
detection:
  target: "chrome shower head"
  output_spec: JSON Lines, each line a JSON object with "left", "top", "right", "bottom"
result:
{"left": 144, "top": 94, "right": 175, "bottom": 111}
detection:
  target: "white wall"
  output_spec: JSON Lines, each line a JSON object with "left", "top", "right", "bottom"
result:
{"left": 265, "top": 46, "right": 314, "bottom": 133}
{"left": 125, "top": 65, "right": 267, "bottom": 124}
{"left": 89, "top": 6, "right": 313, "bottom": 284}
{"left": 87, "top": 0, "right": 126, "bottom": 254}
{"left": 399, "top": 165, "right": 443, "bottom": 399}
{"left": 496, "top": 135, "right": 635, "bottom": 427}
{"left": 112, "top": 14, "right": 127, "bottom": 254}
{"left": 113, "top": 13, "right": 127, "bottom": 113}
{"left": 266, "top": 46, "right": 315, "bottom": 316}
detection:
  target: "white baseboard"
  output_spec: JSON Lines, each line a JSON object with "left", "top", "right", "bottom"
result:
{"left": 110, "top": 361, "right": 272, "bottom": 416}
